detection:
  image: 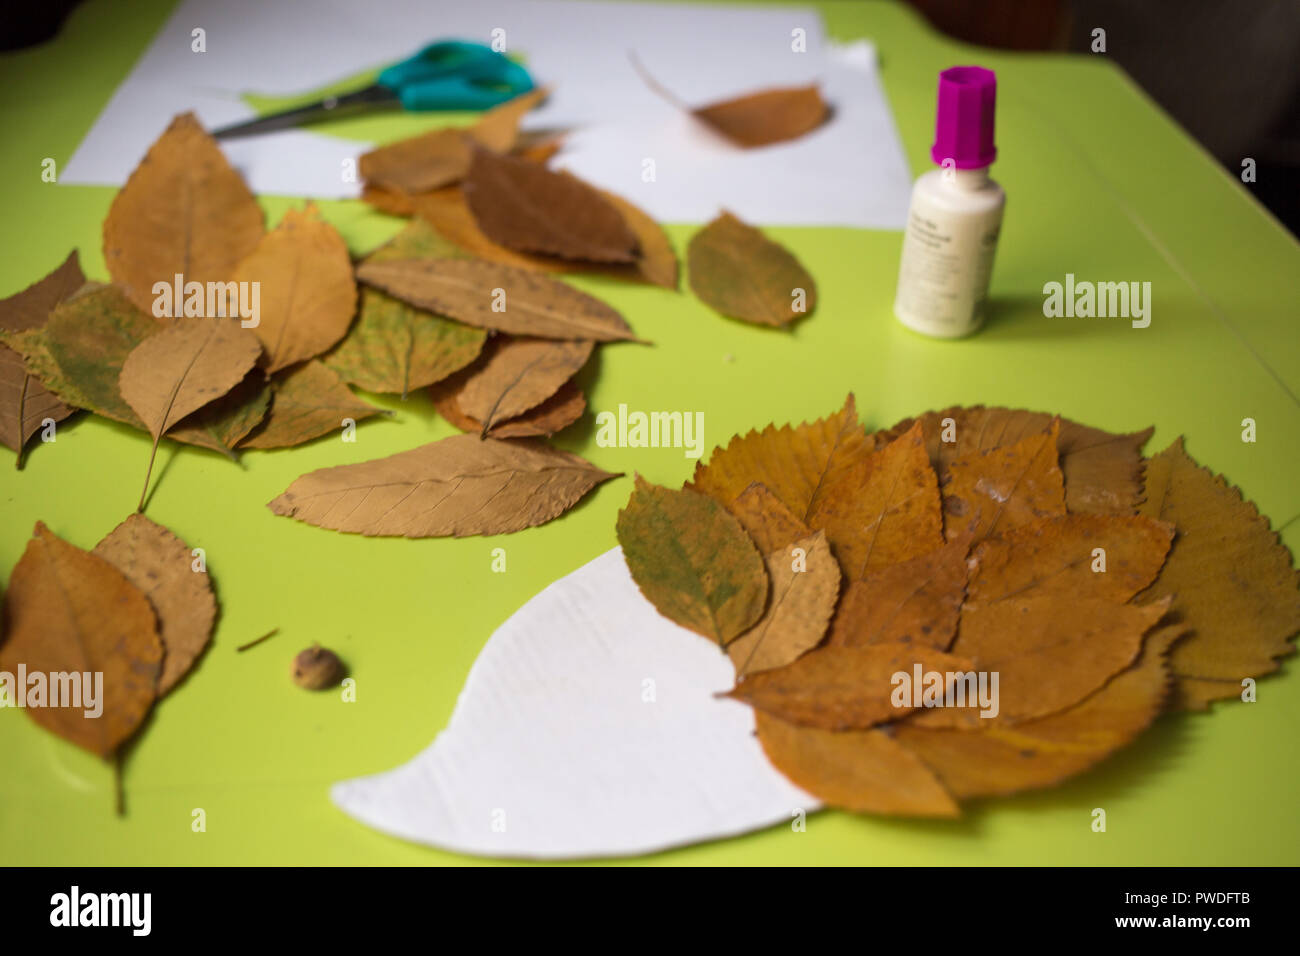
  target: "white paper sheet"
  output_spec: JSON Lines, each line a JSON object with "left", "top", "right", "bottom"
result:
{"left": 60, "top": 0, "right": 911, "bottom": 227}
{"left": 331, "top": 547, "right": 818, "bottom": 859}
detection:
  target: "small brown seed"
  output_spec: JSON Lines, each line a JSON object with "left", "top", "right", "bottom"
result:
{"left": 292, "top": 644, "right": 344, "bottom": 690}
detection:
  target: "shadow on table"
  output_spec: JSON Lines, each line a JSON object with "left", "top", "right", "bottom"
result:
{"left": 879, "top": 708, "right": 1198, "bottom": 842}
{"left": 981, "top": 293, "right": 1114, "bottom": 341}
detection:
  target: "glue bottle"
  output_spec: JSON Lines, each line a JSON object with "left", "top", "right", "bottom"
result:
{"left": 894, "top": 66, "right": 1004, "bottom": 338}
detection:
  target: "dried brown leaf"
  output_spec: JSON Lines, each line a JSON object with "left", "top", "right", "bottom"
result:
{"left": 828, "top": 536, "right": 971, "bottom": 650}
{"left": 756, "top": 714, "right": 958, "bottom": 817}
{"left": 0, "top": 253, "right": 87, "bottom": 461}
{"left": 231, "top": 206, "right": 357, "bottom": 373}
{"left": 0, "top": 251, "right": 86, "bottom": 334}
{"left": 942, "top": 419, "right": 1066, "bottom": 542}
{"left": 968, "top": 513, "right": 1174, "bottom": 606}
{"left": 687, "top": 212, "right": 815, "bottom": 326}
{"left": 451, "top": 336, "right": 592, "bottom": 433}
{"left": 727, "top": 531, "right": 841, "bottom": 677}
{"left": 361, "top": 128, "right": 474, "bottom": 195}
{"left": 268, "top": 434, "right": 616, "bottom": 537}
{"left": 356, "top": 258, "right": 642, "bottom": 342}
{"left": 1137, "top": 438, "right": 1300, "bottom": 706}
{"left": 807, "top": 421, "right": 943, "bottom": 579}
{"left": 0, "top": 522, "right": 162, "bottom": 757}
{"left": 880, "top": 406, "right": 1152, "bottom": 516}
{"left": 726, "top": 482, "right": 811, "bottom": 555}
{"left": 103, "top": 113, "right": 263, "bottom": 315}
{"left": 632, "top": 56, "right": 828, "bottom": 148}
{"left": 430, "top": 377, "right": 586, "bottom": 438}
{"left": 729, "top": 643, "right": 975, "bottom": 730}
{"left": 359, "top": 88, "right": 548, "bottom": 194}
{"left": 464, "top": 149, "right": 639, "bottom": 263}
{"left": 119, "top": 317, "right": 262, "bottom": 506}
{"left": 691, "top": 393, "right": 874, "bottom": 522}
{"left": 93, "top": 513, "right": 215, "bottom": 696}
{"left": 692, "top": 85, "right": 830, "bottom": 147}
{"left": 910, "top": 595, "right": 1172, "bottom": 728}
{"left": 240, "top": 360, "right": 385, "bottom": 450}
{"left": 616, "top": 476, "right": 768, "bottom": 646}
{"left": 414, "top": 186, "right": 675, "bottom": 287}
{"left": 895, "top": 625, "right": 1184, "bottom": 798}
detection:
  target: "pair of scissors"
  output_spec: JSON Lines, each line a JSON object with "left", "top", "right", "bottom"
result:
{"left": 213, "top": 40, "right": 534, "bottom": 139}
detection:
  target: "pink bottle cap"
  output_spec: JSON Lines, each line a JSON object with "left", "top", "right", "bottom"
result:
{"left": 930, "top": 65, "right": 997, "bottom": 169}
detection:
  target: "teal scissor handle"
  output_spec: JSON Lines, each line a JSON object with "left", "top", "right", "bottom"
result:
{"left": 376, "top": 40, "right": 534, "bottom": 111}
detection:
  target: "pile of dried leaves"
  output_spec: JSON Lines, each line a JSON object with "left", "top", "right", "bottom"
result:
{"left": 1, "top": 85, "right": 825, "bottom": 804}
{"left": 617, "top": 397, "right": 1300, "bottom": 816}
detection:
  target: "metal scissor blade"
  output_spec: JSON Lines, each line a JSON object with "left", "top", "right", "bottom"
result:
{"left": 212, "top": 84, "right": 399, "bottom": 139}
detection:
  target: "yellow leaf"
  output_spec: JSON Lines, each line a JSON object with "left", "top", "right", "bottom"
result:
{"left": 1137, "top": 438, "right": 1300, "bottom": 706}
{"left": 727, "top": 531, "right": 840, "bottom": 677}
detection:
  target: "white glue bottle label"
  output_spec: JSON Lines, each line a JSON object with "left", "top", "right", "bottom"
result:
{"left": 894, "top": 66, "right": 1005, "bottom": 339}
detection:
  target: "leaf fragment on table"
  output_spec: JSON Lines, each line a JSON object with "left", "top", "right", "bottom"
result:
{"left": 268, "top": 433, "right": 617, "bottom": 537}
{"left": 463, "top": 148, "right": 640, "bottom": 263}
{"left": 0, "top": 522, "right": 162, "bottom": 757}
{"left": 1137, "top": 438, "right": 1300, "bottom": 707}
{"left": 231, "top": 205, "right": 357, "bottom": 373}
{"left": 879, "top": 406, "right": 1152, "bottom": 516}
{"left": 894, "top": 625, "right": 1183, "bottom": 798}
{"left": 430, "top": 377, "right": 587, "bottom": 438}
{"left": 828, "top": 535, "right": 971, "bottom": 650}
{"left": 356, "top": 258, "right": 642, "bottom": 342}
{"left": 93, "top": 513, "right": 216, "bottom": 696}
{"left": 687, "top": 212, "right": 816, "bottom": 326}
{"left": 102, "top": 112, "right": 264, "bottom": 315}
{"left": 728, "top": 643, "right": 975, "bottom": 730}
{"left": 755, "top": 714, "right": 958, "bottom": 817}
{"left": 240, "top": 360, "right": 385, "bottom": 450}
{"left": 942, "top": 419, "right": 1066, "bottom": 542}
{"left": 727, "top": 531, "right": 840, "bottom": 677}
{"left": 119, "top": 317, "right": 262, "bottom": 507}
{"left": 806, "top": 421, "right": 943, "bottom": 578}
{"left": 616, "top": 476, "right": 768, "bottom": 646}
{"left": 691, "top": 393, "right": 873, "bottom": 521}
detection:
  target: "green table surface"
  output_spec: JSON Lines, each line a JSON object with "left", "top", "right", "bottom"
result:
{"left": 3, "top": 0, "right": 1298, "bottom": 866}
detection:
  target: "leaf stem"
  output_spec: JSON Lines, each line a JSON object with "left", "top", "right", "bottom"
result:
{"left": 137, "top": 436, "right": 161, "bottom": 512}
{"left": 236, "top": 627, "right": 280, "bottom": 652}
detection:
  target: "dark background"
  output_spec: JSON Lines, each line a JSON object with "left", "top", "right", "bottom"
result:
{"left": 5, "top": 0, "right": 1297, "bottom": 237}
